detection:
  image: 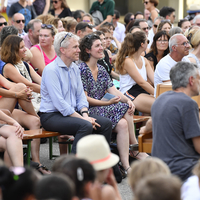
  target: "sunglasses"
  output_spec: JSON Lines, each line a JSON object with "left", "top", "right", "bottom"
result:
{"left": 41, "top": 24, "right": 54, "bottom": 29}
{"left": 154, "top": 24, "right": 158, "bottom": 28}
{"left": 60, "top": 32, "right": 73, "bottom": 46}
{"left": 15, "top": 20, "right": 25, "bottom": 24}
{"left": 142, "top": 27, "right": 149, "bottom": 31}
{"left": 144, "top": 1, "right": 149, "bottom": 4}
{"left": 51, "top": 0, "right": 58, "bottom": 3}
{"left": 82, "top": 20, "right": 90, "bottom": 23}
{"left": 0, "top": 22, "right": 7, "bottom": 26}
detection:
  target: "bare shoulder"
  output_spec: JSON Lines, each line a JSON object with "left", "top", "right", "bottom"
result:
{"left": 101, "top": 185, "right": 116, "bottom": 200}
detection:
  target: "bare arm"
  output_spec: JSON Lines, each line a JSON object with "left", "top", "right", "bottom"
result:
{"left": 110, "top": 71, "right": 119, "bottom": 80}
{"left": 29, "top": 64, "right": 42, "bottom": 84}
{"left": 95, "top": 15, "right": 113, "bottom": 30}
{"left": 30, "top": 47, "right": 46, "bottom": 76}
{"left": 3, "top": 63, "right": 41, "bottom": 93}
{"left": 124, "top": 58, "right": 154, "bottom": 95}
{"left": 192, "top": 136, "right": 200, "bottom": 154}
{"left": 42, "top": 0, "right": 50, "bottom": 15}
{"left": 144, "top": 57, "right": 154, "bottom": 84}
{"left": 151, "top": 9, "right": 159, "bottom": 23}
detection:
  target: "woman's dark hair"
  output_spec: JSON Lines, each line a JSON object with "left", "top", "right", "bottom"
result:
{"left": 157, "top": 20, "right": 172, "bottom": 32}
{"left": 0, "top": 166, "right": 38, "bottom": 200}
{"left": 100, "top": 22, "right": 115, "bottom": 31}
{"left": 178, "top": 19, "right": 189, "bottom": 28}
{"left": 124, "top": 12, "right": 134, "bottom": 26}
{"left": 125, "top": 20, "right": 135, "bottom": 34}
{"left": 150, "top": 30, "right": 170, "bottom": 56}
{"left": 95, "top": 30, "right": 105, "bottom": 36}
{"left": 79, "top": 34, "right": 101, "bottom": 62}
{"left": 53, "top": 0, "right": 69, "bottom": 9}
{"left": 54, "top": 158, "right": 96, "bottom": 199}
{"left": 1, "top": 35, "right": 23, "bottom": 64}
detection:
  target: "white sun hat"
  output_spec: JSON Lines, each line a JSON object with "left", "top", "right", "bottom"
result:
{"left": 76, "top": 134, "right": 119, "bottom": 171}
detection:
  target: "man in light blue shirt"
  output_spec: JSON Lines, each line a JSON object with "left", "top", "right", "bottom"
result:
{"left": 40, "top": 32, "right": 112, "bottom": 154}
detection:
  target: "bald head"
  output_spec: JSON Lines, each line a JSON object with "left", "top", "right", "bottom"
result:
{"left": 12, "top": 13, "right": 25, "bottom": 34}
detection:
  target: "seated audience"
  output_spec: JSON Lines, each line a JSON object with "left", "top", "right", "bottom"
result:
{"left": 154, "top": 34, "right": 190, "bottom": 96}
{"left": 79, "top": 34, "right": 148, "bottom": 165}
{"left": 178, "top": 19, "right": 191, "bottom": 33}
{"left": 46, "top": 17, "right": 65, "bottom": 32}
{"left": 0, "top": 15, "right": 7, "bottom": 32}
{"left": 49, "top": 0, "right": 72, "bottom": 18}
{"left": 82, "top": 13, "right": 94, "bottom": 25}
{"left": 157, "top": 20, "right": 172, "bottom": 34}
{"left": 152, "top": 62, "right": 200, "bottom": 181}
{"left": 116, "top": 31, "right": 155, "bottom": 114}
{"left": 35, "top": 173, "right": 76, "bottom": 200}
{"left": 40, "top": 32, "right": 112, "bottom": 154}
{"left": 11, "top": 13, "right": 26, "bottom": 37}
{"left": 134, "top": 174, "right": 181, "bottom": 200}
{"left": 124, "top": 12, "right": 134, "bottom": 27}
{"left": 75, "top": 22, "right": 93, "bottom": 39}
{"left": 30, "top": 24, "right": 57, "bottom": 75}
{"left": 77, "top": 134, "right": 122, "bottom": 200}
{"left": 72, "top": 9, "right": 85, "bottom": 22}
{"left": 0, "top": 166, "right": 39, "bottom": 200}
{"left": 134, "top": 11, "right": 144, "bottom": 20}
{"left": 36, "top": 14, "right": 54, "bottom": 24}
{"left": 145, "top": 30, "right": 170, "bottom": 70}
{"left": 168, "top": 27, "right": 183, "bottom": 37}
{"left": 61, "top": 17, "right": 78, "bottom": 34}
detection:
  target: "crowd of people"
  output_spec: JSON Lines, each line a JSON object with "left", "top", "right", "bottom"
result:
{"left": 0, "top": 0, "right": 200, "bottom": 199}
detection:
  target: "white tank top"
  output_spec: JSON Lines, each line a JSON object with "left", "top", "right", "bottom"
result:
{"left": 120, "top": 56, "right": 147, "bottom": 94}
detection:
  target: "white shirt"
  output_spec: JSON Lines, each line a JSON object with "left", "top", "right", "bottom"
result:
{"left": 148, "top": 28, "right": 154, "bottom": 49}
{"left": 113, "top": 22, "right": 125, "bottom": 43}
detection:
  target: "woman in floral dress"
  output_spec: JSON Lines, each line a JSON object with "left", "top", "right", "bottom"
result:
{"left": 79, "top": 34, "right": 148, "bottom": 174}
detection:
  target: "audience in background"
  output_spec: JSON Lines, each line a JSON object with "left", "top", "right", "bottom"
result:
{"left": 0, "top": 15, "right": 7, "bottom": 32}
{"left": 11, "top": 13, "right": 26, "bottom": 37}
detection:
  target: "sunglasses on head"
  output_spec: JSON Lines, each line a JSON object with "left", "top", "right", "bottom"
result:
{"left": 0, "top": 22, "right": 7, "bottom": 26}
{"left": 60, "top": 32, "right": 73, "bottom": 46}
{"left": 41, "top": 24, "right": 54, "bottom": 29}
{"left": 15, "top": 20, "right": 25, "bottom": 24}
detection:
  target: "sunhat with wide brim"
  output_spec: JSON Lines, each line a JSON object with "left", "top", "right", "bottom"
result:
{"left": 187, "top": 4, "right": 200, "bottom": 14}
{"left": 76, "top": 134, "right": 119, "bottom": 171}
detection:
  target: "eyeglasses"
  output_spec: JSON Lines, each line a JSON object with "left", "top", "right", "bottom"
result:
{"left": 51, "top": 0, "right": 58, "bottom": 3}
{"left": 175, "top": 41, "right": 190, "bottom": 47}
{"left": 0, "top": 22, "right": 7, "bottom": 26}
{"left": 60, "top": 32, "right": 73, "bottom": 46}
{"left": 41, "top": 24, "right": 53, "bottom": 29}
{"left": 15, "top": 20, "right": 25, "bottom": 24}
{"left": 130, "top": 18, "right": 134, "bottom": 20}
{"left": 157, "top": 40, "right": 168, "bottom": 43}
{"left": 144, "top": 1, "right": 149, "bottom": 4}
{"left": 82, "top": 20, "right": 90, "bottom": 23}
{"left": 153, "top": 24, "right": 158, "bottom": 28}
{"left": 142, "top": 27, "right": 149, "bottom": 31}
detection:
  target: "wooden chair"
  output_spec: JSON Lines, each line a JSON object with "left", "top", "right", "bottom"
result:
{"left": 23, "top": 129, "right": 60, "bottom": 165}
{"left": 138, "top": 131, "right": 152, "bottom": 153}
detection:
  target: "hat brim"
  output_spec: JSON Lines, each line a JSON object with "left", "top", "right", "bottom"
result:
{"left": 92, "top": 153, "right": 119, "bottom": 171}
{"left": 187, "top": 10, "right": 200, "bottom": 14}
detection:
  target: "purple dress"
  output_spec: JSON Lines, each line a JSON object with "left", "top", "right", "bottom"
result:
{"left": 79, "top": 62, "right": 129, "bottom": 129}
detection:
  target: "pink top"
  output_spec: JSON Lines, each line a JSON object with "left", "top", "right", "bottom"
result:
{"left": 34, "top": 44, "right": 57, "bottom": 66}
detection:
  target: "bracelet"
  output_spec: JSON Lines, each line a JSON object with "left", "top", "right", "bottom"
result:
{"left": 81, "top": 111, "right": 89, "bottom": 116}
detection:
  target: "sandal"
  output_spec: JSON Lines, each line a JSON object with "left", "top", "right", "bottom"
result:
{"left": 129, "top": 143, "right": 139, "bottom": 151}
{"left": 36, "top": 164, "right": 51, "bottom": 175}
{"left": 130, "top": 151, "right": 150, "bottom": 160}
{"left": 118, "top": 162, "right": 131, "bottom": 178}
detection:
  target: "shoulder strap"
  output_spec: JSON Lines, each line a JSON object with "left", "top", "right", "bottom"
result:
{"left": 23, "top": 61, "right": 31, "bottom": 77}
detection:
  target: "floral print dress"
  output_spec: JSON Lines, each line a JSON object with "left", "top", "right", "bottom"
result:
{"left": 79, "top": 62, "right": 129, "bottom": 129}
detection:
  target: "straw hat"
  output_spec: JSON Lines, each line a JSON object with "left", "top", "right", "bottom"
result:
{"left": 76, "top": 135, "right": 119, "bottom": 171}
{"left": 187, "top": 4, "right": 200, "bottom": 14}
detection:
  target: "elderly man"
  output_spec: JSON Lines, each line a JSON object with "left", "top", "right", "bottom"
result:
{"left": 23, "top": 19, "right": 42, "bottom": 49}
{"left": 11, "top": 13, "right": 26, "bottom": 37}
{"left": 154, "top": 33, "right": 190, "bottom": 96}
{"left": 40, "top": 32, "right": 112, "bottom": 154}
{"left": 152, "top": 62, "right": 200, "bottom": 181}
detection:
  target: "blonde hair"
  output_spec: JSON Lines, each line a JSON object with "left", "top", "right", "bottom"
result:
{"left": 128, "top": 157, "right": 170, "bottom": 191}
{"left": 61, "top": 17, "right": 77, "bottom": 32}
{"left": 36, "top": 14, "right": 55, "bottom": 24}
{"left": 187, "top": 29, "right": 200, "bottom": 48}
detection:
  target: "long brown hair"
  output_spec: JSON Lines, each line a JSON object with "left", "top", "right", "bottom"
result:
{"left": 115, "top": 31, "right": 146, "bottom": 73}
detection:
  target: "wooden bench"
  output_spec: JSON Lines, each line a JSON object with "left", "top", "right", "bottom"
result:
{"left": 138, "top": 131, "right": 152, "bottom": 153}
{"left": 23, "top": 129, "right": 60, "bottom": 165}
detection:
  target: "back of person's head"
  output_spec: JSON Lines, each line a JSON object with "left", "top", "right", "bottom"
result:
{"left": 53, "top": 157, "right": 96, "bottom": 199}
{"left": 0, "top": 166, "right": 39, "bottom": 200}
{"left": 76, "top": 134, "right": 119, "bottom": 171}
{"left": 36, "top": 14, "right": 54, "bottom": 24}
{"left": 35, "top": 173, "right": 76, "bottom": 200}
{"left": 73, "top": 10, "right": 85, "bottom": 21}
{"left": 168, "top": 27, "right": 183, "bottom": 37}
{"left": 129, "top": 26, "right": 142, "bottom": 33}
{"left": 114, "top": 10, "right": 120, "bottom": 19}
{"left": 187, "top": 28, "right": 200, "bottom": 48}
{"left": 128, "top": 157, "right": 170, "bottom": 191}
{"left": 0, "top": 26, "right": 18, "bottom": 46}
{"left": 159, "top": 6, "right": 175, "bottom": 18}
{"left": 125, "top": 20, "right": 136, "bottom": 34}
{"left": 170, "top": 61, "right": 198, "bottom": 90}
{"left": 134, "top": 174, "right": 181, "bottom": 200}
{"left": 124, "top": 12, "right": 134, "bottom": 26}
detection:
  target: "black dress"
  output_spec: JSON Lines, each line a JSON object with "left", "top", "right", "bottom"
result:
{"left": 145, "top": 51, "right": 158, "bottom": 70}
{"left": 49, "top": 7, "right": 72, "bottom": 18}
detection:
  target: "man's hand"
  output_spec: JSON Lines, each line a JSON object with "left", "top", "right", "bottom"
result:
{"left": 84, "top": 116, "right": 101, "bottom": 130}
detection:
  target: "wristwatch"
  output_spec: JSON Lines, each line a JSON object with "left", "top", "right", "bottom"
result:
{"left": 81, "top": 110, "right": 89, "bottom": 116}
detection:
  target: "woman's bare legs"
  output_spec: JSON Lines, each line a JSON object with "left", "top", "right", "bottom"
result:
{"left": 123, "top": 112, "right": 149, "bottom": 159}
{"left": 0, "top": 125, "right": 23, "bottom": 167}
{"left": 114, "top": 118, "right": 130, "bottom": 170}
{"left": 133, "top": 94, "right": 155, "bottom": 114}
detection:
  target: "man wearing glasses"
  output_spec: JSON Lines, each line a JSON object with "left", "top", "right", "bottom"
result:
{"left": 0, "top": 15, "right": 7, "bottom": 33}
{"left": 11, "top": 13, "right": 26, "bottom": 37}
{"left": 154, "top": 34, "right": 190, "bottom": 97}
{"left": 40, "top": 32, "right": 112, "bottom": 154}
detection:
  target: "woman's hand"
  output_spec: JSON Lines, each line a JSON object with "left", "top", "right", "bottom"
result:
{"left": 84, "top": 116, "right": 101, "bottom": 130}
{"left": 12, "top": 122, "right": 24, "bottom": 139}
{"left": 127, "top": 99, "right": 135, "bottom": 116}
{"left": 17, "top": 87, "right": 33, "bottom": 102}
{"left": 109, "top": 96, "right": 121, "bottom": 105}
